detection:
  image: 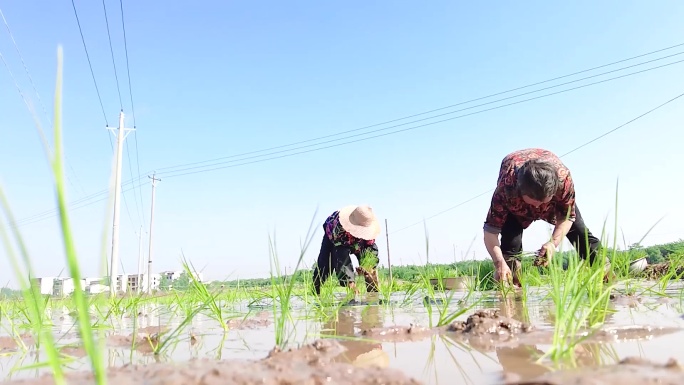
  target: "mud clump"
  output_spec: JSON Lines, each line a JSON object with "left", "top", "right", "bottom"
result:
{"left": 448, "top": 309, "right": 534, "bottom": 336}
{"left": 226, "top": 317, "right": 271, "bottom": 330}
{"left": 446, "top": 309, "right": 535, "bottom": 350}
{"left": 360, "top": 309, "right": 535, "bottom": 348}
{"left": 361, "top": 324, "right": 435, "bottom": 342}
{"left": 1, "top": 339, "right": 423, "bottom": 385}
{"left": 0, "top": 333, "right": 35, "bottom": 353}
{"left": 609, "top": 292, "right": 642, "bottom": 307}
{"left": 506, "top": 357, "right": 684, "bottom": 385}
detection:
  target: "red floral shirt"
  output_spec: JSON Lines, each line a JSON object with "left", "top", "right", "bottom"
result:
{"left": 483, "top": 148, "right": 576, "bottom": 234}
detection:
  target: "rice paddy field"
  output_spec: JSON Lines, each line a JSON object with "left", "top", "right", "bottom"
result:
{"left": 2, "top": 247, "right": 684, "bottom": 385}
{"left": 3, "top": 48, "right": 684, "bottom": 385}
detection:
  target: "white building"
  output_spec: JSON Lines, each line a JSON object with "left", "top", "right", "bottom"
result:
{"left": 32, "top": 277, "right": 56, "bottom": 295}
{"left": 33, "top": 267, "right": 201, "bottom": 297}
{"left": 86, "top": 284, "right": 109, "bottom": 294}
{"left": 53, "top": 277, "right": 81, "bottom": 297}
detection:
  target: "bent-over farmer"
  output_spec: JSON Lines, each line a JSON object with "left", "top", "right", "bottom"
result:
{"left": 483, "top": 148, "right": 611, "bottom": 286}
{"left": 313, "top": 205, "right": 381, "bottom": 295}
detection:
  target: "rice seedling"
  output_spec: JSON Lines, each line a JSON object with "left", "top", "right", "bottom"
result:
{"left": 180, "top": 256, "right": 231, "bottom": 331}
{"left": 267, "top": 210, "right": 318, "bottom": 349}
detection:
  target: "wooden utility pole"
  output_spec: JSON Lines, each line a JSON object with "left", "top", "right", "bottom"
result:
{"left": 108, "top": 110, "right": 134, "bottom": 296}
{"left": 147, "top": 173, "right": 161, "bottom": 293}
{"left": 385, "top": 219, "right": 392, "bottom": 282}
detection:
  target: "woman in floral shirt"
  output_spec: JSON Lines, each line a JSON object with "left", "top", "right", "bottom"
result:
{"left": 312, "top": 205, "right": 381, "bottom": 295}
{"left": 483, "top": 148, "right": 611, "bottom": 286}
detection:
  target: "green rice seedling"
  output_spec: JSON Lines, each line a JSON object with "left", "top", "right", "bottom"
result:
{"left": 541, "top": 182, "right": 622, "bottom": 365}
{"left": 376, "top": 269, "right": 398, "bottom": 303}
{"left": 434, "top": 291, "right": 481, "bottom": 327}
{"left": 543, "top": 253, "right": 613, "bottom": 364}
{"left": 0, "top": 304, "right": 29, "bottom": 353}
{"left": 0, "top": 52, "right": 73, "bottom": 385}
{"left": 149, "top": 296, "right": 211, "bottom": 356}
{"left": 268, "top": 210, "right": 319, "bottom": 349}
{"left": 180, "top": 256, "right": 231, "bottom": 331}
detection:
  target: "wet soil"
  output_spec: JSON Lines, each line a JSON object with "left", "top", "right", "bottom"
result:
{"left": 361, "top": 309, "right": 538, "bottom": 349}
{"left": 506, "top": 357, "right": 684, "bottom": 385}
{"left": 226, "top": 318, "right": 271, "bottom": 329}
{"left": 609, "top": 292, "right": 642, "bottom": 307}
{"left": 361, "top": 308, "right": 681, "bottom": 349}
{"left": 0, "top": 333, "right": 34, "bottom": 353}
{"left": 1, "top": 339, "right": 422, "bottom": 385}
{"left": 3, "top": 308, "right": 682, "bottom": 384}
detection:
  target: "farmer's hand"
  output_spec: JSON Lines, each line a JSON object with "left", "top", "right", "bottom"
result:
{"left": 348, "top": 281, "right": 360, "bottom": 296}
{"left": 494, "top": 260, "right": 513, "bottom": 285}
{"left": 538, "top": 242, "right": 555, "bottom": 261}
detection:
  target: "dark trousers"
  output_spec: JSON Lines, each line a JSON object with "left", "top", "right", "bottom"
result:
{"left": 312, "top": 234, "right": 356, "bottom": 295}
{"left": 501, "top": 205, "right": 604, "bottom": 272}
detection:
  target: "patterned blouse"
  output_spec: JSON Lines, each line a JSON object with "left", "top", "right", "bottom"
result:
{"left": 324, "top": 211, "right": 379, "bottom": 259}
{"left": 483, "top": 148, "right": 576, "bottom": 234}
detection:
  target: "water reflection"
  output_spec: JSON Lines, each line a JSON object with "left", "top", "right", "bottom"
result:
{"left": 488, "top": 297, "right": 621, "bottom": 380}
{"left": 320, "top": 298, "right": 389, "bottom": 368}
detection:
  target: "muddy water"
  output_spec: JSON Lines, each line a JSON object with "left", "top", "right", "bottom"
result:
{"left": 1, "top": 284, "right": 684, "bottom": 384}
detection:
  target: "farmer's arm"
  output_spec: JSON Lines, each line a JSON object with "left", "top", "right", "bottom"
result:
{"left": 550, "top": 177, "right": 577, "bottom": 247}
{"left": 483, "top": 188, "right": 508, "bottom": 266}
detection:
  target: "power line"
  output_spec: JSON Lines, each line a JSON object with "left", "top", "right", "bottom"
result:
{"left": 12, "top": 61, "right": 681, "bottom": 228}
{"left": 154, "top": 42, "right": 684, "bottom": 173}
{"left": 101, "top": 0, "right": 142, "bottom": 231}
{"left": 100, "top": 0, "right": 123, "bottom": 109}
{"left": 29, "top": 42, "right": 684, "bottom": 208}
{"left": 389, "top": 89, "right": 684, "bottom": 235}
{"left": 0, "top": 7, "right": 85, "bottom": 196}
{"left": 156, "top": 56, "right": 684, "bottom": 179}
{"left": 69, "top": 0, "right": 110, "bottom": 128}
{"left": 118, "top": 0, "right": 136, "bottom": 127}
{"left": 10, "top": 45, "right": 684, "bottom": 227}
{"left": 9, "top": 180, "right": 148, "bottom": 229}
{"left": 118, "top": 0, "right": 146, "bottom": 226}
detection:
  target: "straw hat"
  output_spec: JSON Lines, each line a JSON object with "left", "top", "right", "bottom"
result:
{"left": 338, "top": 205, "right": 381, "bottom": 241}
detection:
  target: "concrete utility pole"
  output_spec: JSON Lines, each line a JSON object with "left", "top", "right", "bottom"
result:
{"left": 147, "top": 173, "right": 161, "bottom": 293}
{"left": 108, "top": 110, "right": 134, "bottom": 296}
{"left": 137, "top": 225, "right": 144, "bottom": 294}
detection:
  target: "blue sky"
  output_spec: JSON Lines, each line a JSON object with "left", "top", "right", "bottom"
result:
{"left": 1, "top": 1, "right": 683, "bottom": 287}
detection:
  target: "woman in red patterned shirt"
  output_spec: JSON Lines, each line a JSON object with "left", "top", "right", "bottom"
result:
{"left": 312, "top": 205, "right": 381, "bottom": 296}
{"left": 483, "top": 148, "right": 609, "bottom": 286}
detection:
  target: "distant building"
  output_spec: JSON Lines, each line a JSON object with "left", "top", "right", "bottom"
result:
{"left": 32, "top": 266, "right": 203, "bottom": 297}
{"left": 52, "top": 277, "right": 83, "bottom": 297}
{"left": 31, "top": 277, "right": 56, "bottom": 295}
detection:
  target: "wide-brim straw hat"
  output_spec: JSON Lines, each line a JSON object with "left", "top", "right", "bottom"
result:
{"left": 338, "top": 205, "right": 381, "bottom": 241}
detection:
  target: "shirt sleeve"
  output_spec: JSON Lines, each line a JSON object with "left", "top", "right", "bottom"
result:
{"left": 555, "top": 176, "right": 576, "bottom": 222}
{"left": 483, "top": 186, "right": 508, "bottom": 234}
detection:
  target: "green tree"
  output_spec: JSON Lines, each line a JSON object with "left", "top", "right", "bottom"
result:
{"left": 172, "top": 273, "right": 191, "bottom": 291}
{"left": 159, "top": 275, "right": 171, "bottom": 291}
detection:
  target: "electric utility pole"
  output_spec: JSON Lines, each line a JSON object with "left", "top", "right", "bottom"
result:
{"left": 108, "top": 110, "right": 134, "bottom": 296}
{"left": 137, "top": 225, "right": 144, "bottom": 294}
{"left": 147, "top": 173, "right": 161, "bottom": 293}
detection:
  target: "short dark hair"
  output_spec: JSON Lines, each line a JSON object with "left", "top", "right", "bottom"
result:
{"left": 516, "top": 159, "right": 559, "bottom": 201}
